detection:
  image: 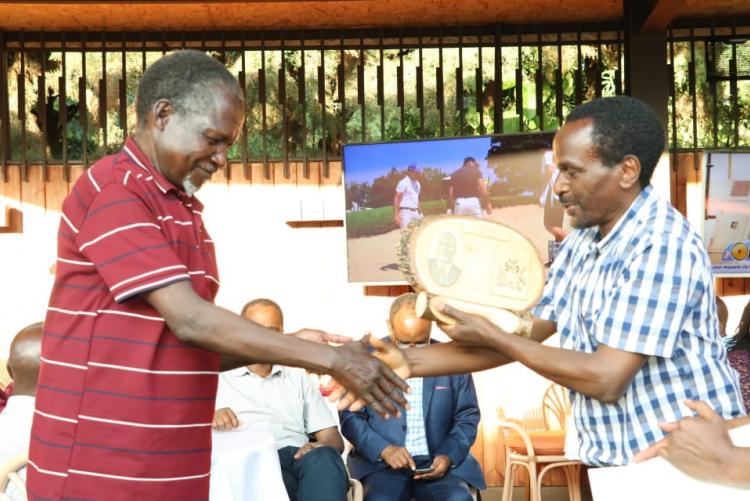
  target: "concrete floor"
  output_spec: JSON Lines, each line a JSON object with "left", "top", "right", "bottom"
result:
{"left": 480, "top": 486, "right": 594, "bottom": 501}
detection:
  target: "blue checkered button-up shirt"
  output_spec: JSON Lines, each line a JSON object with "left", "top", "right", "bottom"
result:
{"left": 533, "top": 185, "right": 745, "bottom": 466}
{"left": 404, "top": 377, "right": 430, "bottom": 457}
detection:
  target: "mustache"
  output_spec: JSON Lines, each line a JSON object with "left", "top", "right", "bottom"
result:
{"left": 195, "top": 163, "right": 217, "bottom": 174}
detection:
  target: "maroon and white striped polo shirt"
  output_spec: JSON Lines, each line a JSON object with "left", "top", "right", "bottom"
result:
{"left": 28, "top": 137, "right": 221, "bottom": 501}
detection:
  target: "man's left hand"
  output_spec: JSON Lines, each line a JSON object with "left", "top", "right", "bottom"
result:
{"left": 291, "top": 328, "right": 352, "bottom": 345}
{"left": 294, "top": 442, "right": 324, "bottom": 460}
{"left": 413, "top": 455, "right": 452, "bottom": 481}
{"left": 634, "top": 400, "right": 735, "bottom": 483}
{"left": 435, "top": 301, "right": 498, "bottom": 347}
{"left": 659, "top": 400, "right": 735, "bottom": 483}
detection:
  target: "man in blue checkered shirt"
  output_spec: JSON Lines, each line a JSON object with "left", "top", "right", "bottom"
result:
{"left": 371, "top": 96, "right": 746, "bottom": 468}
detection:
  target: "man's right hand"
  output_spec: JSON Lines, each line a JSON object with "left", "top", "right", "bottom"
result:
{"left": 212, "top": 407, "right": 241, "bottom": 431}
{"left": 380, "top": 445, "right": 416, "bottom": 470}
{"left": 332, "top": 335, "right": 412, "bottom": 413}
{"left": 330, "top": 335, "right": 410, "bottom": 419}
{"left": 394, "top": 213, "right": 402, "bottom": 227}
{"left": 291, "top": 328, "right": 352, "bottom": 345}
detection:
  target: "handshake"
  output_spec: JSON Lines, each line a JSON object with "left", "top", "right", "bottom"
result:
{"left": 303, "top": 297, "right": 524, "bottom": 418}
{"left": 290, "top": 329, "right": 413, "bottom": 419}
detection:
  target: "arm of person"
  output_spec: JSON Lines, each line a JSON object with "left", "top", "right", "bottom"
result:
{"left": 438, "top": 304, "right": 647, "bottom": 403}
{"left": 339, "top": 402, "right": 417, "bottom": 470}
{"left": 727, "top": 415, "right": 750, "bottom": 429}
{"left": 219, "top": 329, "right": 353, "bottom": 371}
{"left": 333, "top": 322, "right": 553, "bottom": 413}
{"left": 212, "top": 407, "right": 241, "bottom": 431}
{"left": 438, "top": 235, "right": 706, "bottom": 403}
{"left": 393, "top": 191, "right": 404, "bottom": 225}
{"left": 339, "top": 407, "right": 395, "bottom": 463}
{"left": 146, "top": 281, "right": 337, "bottom": 371}
{"left": 294, "top": 426, "right": 345, "bottom": 459}
{"left": 400, "top": 318, "right": 558, "bottom": 378}
{"left": 722, "top": 448, "right": 750, "bottom": 487}
{"left": 430, "top": 374, "right": 480, "bottom": 467}
{"left": 144, "top": 281, "right": 407, "bottom": 417}
{"left": 635, "top": 400, "right": 750, "bottom": 487}
{"left": 294, "top": 369, "right": 345, "bottom": 458}
{"left": 73, "top": 184, "right": 406, "bottom": 416}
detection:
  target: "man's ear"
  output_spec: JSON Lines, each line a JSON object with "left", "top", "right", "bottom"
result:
{"left": 619, "top": 155, "right": 641, "bottom": 189}
{"left": 151, "top": 99, "right": 174, "bottom": 132}
{"left": 6, "top": 362, "right": 13, "bottom": 382}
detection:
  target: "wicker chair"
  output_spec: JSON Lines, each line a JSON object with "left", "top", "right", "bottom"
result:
{"left": 498, "top": 384, "right": 581, "bottom": 501}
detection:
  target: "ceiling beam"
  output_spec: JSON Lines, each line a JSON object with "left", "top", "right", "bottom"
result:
{"left": 640, "top": 0, "right": 686, "bottom": 32}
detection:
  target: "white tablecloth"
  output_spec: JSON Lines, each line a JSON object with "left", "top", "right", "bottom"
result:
{"left": 210, "top": 424, "right": 289, "bottom": 501}
{"left": 588, "top": 424, "right": 750, "bottom": 500}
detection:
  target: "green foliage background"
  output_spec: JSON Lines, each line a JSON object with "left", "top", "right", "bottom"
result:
{"left": 2, "top": 38, "right": 748, "bottom": 163}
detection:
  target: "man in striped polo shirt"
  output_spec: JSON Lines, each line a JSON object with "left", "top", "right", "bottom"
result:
{"left": 357, "top": 96, "right": 746, "bottom": 470}
{"left": 28, "top": 50, "right": 407, "bottom": 501}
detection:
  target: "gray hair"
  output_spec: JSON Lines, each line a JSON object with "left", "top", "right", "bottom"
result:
{"left": 135, "top": 50, "right": 242, "bottom": 127}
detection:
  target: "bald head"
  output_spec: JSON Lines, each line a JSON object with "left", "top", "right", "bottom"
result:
{"left": 241, "top": 299, "right": 284, "bottom": 333}
{"left": 389, "top": 293, "right": 432, "bottom": 345}
{"left": 7, "top": 322, "right": 43, "bottom": 396}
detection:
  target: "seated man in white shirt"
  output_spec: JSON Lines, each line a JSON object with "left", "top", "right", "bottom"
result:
{"left": 1, "top": 322, "right": 43, "bottom": 501}
{"left": 212, "top": 299, "right": 349, "bottom": 501}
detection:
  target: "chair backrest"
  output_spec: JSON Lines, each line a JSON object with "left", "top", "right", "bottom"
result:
{"left": 0, "top": 450, "right": 28, "bottom": 501}
{"left": 542, "top": 383, "right": 570, "bottom": 432}
{"left": 347, "top": 477, "right": 363, "bottom": 501}
{"left": 0, "top": 358, "right": 10, "bottom": 390}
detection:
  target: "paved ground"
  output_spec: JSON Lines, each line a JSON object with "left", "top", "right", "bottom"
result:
{"left": 346, "top": 204, "right": 553, "bottom": 283}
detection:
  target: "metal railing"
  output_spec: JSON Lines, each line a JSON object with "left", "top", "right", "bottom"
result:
{"left": 0, "top": 24, "right": 623, "bottom": 181}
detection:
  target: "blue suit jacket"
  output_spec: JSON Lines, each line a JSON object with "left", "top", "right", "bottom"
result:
{"left": 340, "top": 340, "right": 485, "bottom": 489}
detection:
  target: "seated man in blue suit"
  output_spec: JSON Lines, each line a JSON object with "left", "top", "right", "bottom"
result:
{"left": 341, "top": 293, "right": 485, "bottom": 501}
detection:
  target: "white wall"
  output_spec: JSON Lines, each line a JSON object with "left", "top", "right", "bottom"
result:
{"left": 0, "top": 193, "right": 57, "bottom": 357}
{"left": 0, "top": 178, "right": 395, "bottom": 356}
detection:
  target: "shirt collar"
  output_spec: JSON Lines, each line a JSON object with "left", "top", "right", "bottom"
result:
{"left": 2, "top": 395, "right": 35, "bottom": 414}
{"left": 230, "top": 365, "right": 283, "bottom": 379}
{"left": 122, "top": 137, "right": 205, "bottom": 211}
{"left": 593, "top": 185, "right": 655, "bottom": 252}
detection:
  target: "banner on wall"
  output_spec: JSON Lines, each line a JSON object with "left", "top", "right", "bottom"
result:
{"left": 702, "top": 151, "right": 750, "bottom": 277}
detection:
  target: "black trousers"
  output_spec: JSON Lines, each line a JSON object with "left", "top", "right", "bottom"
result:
{"left": 277, "top": 445, "right": 349, "bottom": 501}
{"left": 361, "top": 455, "right": 473, "bottom": 501}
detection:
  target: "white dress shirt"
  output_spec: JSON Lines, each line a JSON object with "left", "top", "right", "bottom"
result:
{"left": 215, "top": 366, "right": 337, "bottom": 449}
{"left": 0, "top": 395, "right": 34, "bottom": 501}
{"left": 396, "top": 176, "right": 421, "bottom": 209}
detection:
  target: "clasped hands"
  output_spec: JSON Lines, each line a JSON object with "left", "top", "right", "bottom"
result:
{"left": 326, "top": 301, "right": 507, "bottom": 413}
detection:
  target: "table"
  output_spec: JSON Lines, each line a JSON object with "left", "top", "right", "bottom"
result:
{"left": 588, "top": 424, "right": 750, "bottom": 501}
{"left": 210, "top": 423, "right": 289, "bottom": 501}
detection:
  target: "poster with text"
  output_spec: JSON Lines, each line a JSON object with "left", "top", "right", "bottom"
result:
{"left": 703, "top": 151, "right": 750, "bottom": 276}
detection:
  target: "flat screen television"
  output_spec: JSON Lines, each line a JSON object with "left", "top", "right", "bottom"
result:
{"left": 342, "top": 132, "right": 559, "bottom": 284}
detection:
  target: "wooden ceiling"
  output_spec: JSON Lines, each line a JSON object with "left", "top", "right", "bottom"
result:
{"left": 0, "top": 0, "right": 748, "bottom": 32}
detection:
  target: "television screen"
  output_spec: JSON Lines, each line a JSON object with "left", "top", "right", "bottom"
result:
{"left": 343, "top": 132, "right": 562, "bottom": 284}
{"left": 702, "top": 151, "right": 750, "bottom": 277}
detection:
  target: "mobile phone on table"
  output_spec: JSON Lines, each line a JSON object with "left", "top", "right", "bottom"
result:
{"left": 412, "top": 467, "right": 434, "bottom": 475}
